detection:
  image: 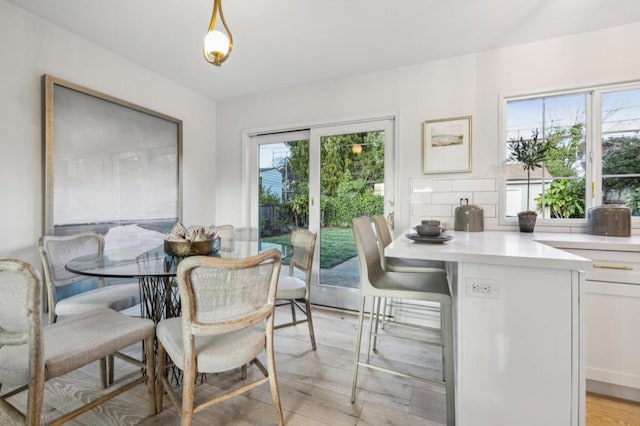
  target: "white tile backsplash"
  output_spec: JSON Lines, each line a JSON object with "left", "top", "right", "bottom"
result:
{"left": 451, "top": 178, "right": 497, "bottom": 192}
{"left": 483, "top": 218, "right": 502, "bottom": 230}
{"left": 477, "top": 204, "right": 496, "bottom": 218}
{"left": 409, "top": 192, "right": 433, "bottom": 204}
{"left": 410, "top": 177, "right": 498, "bottom": 229}
{"left": 412, "top": 204, "right": 453, "bottom": 217}
{"left": 432, "top": 192, "right": 473, "bottom": 204}
{"left": 412, "top": 179, "right": 453, "bottom": 193}
{"left": 472, "top": 191, "right": 499, "bottom": 205}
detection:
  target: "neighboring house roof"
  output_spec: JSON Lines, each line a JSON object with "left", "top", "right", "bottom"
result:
{"left": 506, "top": 163, "right": 552, "bottom": 181}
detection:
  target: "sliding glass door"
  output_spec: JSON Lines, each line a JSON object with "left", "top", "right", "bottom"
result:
{"left": 250, "top": 119, "right": 394, "bottom": 310}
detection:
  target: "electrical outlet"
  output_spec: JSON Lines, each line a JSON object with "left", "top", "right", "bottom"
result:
{"left": 466, "top": 278, "right": 499, "bottom": 298}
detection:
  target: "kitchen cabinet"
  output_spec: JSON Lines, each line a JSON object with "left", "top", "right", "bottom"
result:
{"left": 560, "top": 247, "right": 640, "bottom": 402}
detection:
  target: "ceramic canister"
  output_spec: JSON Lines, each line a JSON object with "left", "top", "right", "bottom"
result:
{"left": 454, "top": 198, "right": 484, "bottom": 232}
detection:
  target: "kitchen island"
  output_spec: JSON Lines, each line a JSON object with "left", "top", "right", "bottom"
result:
{"left": 386, "top": 230, "right": 592, "bottom": 426}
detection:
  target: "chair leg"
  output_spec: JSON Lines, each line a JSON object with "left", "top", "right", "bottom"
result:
{"left": 351, "top": 297, "right": 367, "bottom": 403}
{"left": 25, "top": 364, "right": 45, "bottom": 426}
{"left": 380, "top": 297, "right": 388, "bottom": 330}
{"left": 372, "top": 296, "right": 383, "bottom": 351}
{"left": 181, "top": 349, "right": 196, "bottom": 426}
{"left": 108, "top": 354, "right": 115, "bottom": 385}
{"left": 366, "top": 297, "right": 378, "bottom": 363}
{"left": 442, "top": 302, "right": 456, "bottom": 426}
{"left": 266, "top": 323, "right": 285, "bottom": 425}
{"left": 441, "top": 305, "right": 446, "bottom": 382}
{"left": 241, "top": 364, "right": 247, "bottom": 380}
{"left": 156, "top": 343, "right": 167, "bottom": 412}
{"left": 290, "top": 300, "right": 297, "bottom": 324}
{"left": 145, "top": 335, "right": 157, "bottom": 415}
{"left": 304, "top": 299, "right": 317, "bottom": 350}
{"left": 99, "top": 358, "right": 108, "bottom": 388}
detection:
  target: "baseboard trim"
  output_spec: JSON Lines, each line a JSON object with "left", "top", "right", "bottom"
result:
{"left": 587, "top": 379, "right": 640, "bottom": 403}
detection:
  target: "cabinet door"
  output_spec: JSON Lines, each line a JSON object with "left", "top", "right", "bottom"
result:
{"left": 585, "top": 280, "right": 640, "bottom": 390}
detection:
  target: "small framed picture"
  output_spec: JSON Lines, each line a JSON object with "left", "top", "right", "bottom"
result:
{"left": 423, "top": 115, "right": 472, "bottom": 174}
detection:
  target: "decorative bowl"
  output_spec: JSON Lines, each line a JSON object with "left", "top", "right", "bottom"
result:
{"left": 415, "top": 224, "right": 442, "bottom": 237}
{"left": 164, "top": 238, "right": 219, "bottom": 257}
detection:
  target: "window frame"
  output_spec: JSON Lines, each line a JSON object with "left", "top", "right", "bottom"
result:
{"left": 499, "top": 81, "right": 640, "bottom": 228}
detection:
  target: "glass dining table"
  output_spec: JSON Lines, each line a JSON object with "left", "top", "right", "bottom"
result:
{"left": 65, "top": 239, "right": 280, "bottom": 324}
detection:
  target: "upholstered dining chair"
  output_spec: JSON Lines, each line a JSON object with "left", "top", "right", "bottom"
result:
{"left": 275, "top": 229, "right": 318, "bottom": 350}
{"left": 0, "top": 259, "right": 156, "bottom": 426}
{"left": 39, "top": 233, "right": 141, "bottom": 387}
{"left": 215, "top": 224, "right": 235, "bottom": 252}
{"left": 39, "top": 233, "right": 140, "bottom": 325}
{"left": 351, "top": 216, "right": 455, "bottom": 425}
{"left": 156, "top": 249, "right": 284, "bottom": 426}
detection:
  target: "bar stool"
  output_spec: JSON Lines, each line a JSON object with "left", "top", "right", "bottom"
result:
{"left": 351, "top": 216, "right": 455, "bottom": 425}
{"left": 372, "top": 215, "right": 446, "bottom": 348}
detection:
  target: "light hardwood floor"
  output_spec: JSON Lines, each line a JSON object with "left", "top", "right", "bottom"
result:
{"left": 586, "top": 393, "right": 640, "bottom": 426}
{"left": 3, "top": 306, "right": 446, "bottom": 425}
{"left": 2, "top": 306, "right": 638, "bottom": 425}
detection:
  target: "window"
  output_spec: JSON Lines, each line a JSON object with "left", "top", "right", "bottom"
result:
{"left": 600, "top": 88, "right": 640, "bottom": 212}
{"left": 503, "top": 83, "right": 640, "bottom": 221}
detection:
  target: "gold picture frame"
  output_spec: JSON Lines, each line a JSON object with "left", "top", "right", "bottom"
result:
{"left": 423, "top": 115, "right": 472, "bottom": 174}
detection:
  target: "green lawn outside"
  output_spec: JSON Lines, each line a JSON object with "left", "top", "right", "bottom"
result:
{"left": 260, "top": 226, "right": 356, "bottom": 269}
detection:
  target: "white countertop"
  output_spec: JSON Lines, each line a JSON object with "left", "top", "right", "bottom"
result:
{"left": 533, "top": 232, "right": 640, "bottom": 252}
{"left": 386, "top": 230, "right": 594, "bottom": 270}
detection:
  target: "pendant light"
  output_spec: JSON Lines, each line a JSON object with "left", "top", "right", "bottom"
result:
{"left": 203, "top": 0, "right": 233, "bottom": 66}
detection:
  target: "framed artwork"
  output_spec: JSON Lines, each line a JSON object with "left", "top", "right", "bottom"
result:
{"left": 43, "top": 75, "right": 183, "bottom": 236}
{"left": 423, "top": 115, "right": 472, "bottom": 174}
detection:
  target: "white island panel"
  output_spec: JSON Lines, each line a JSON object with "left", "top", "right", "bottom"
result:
{"left": 458, "top": 262, "right": 574, "bottom": 425}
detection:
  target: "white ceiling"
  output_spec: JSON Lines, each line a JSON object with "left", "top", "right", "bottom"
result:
{"left": 8, "top": 0, "right": 640, "bottom": 100}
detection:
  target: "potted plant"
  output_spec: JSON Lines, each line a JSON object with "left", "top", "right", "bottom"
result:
{"left": 508, "top": 129, "right": 552, "bottom": 232}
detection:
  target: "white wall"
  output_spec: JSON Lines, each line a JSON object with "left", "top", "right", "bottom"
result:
{"left": 216, "top": 22, "right": 640, "bottom": 234}
{"left": 0, "top": 0, "right": 217, "bottom": 265}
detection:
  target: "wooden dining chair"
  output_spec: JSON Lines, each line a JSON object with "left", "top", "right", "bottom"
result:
{"left": 0, "top": 259, "right": 156, "bottom": 426}
{"left": 215, "top": 224, "right": 235, "bottom": 252}
{"left": 351, "top": 216, "right": 455, "bottom": 425}
{"left": 39, "top": 233, "right": 140, "bottom": 325}
{"left": 275, "top": 229, "right": 318, "bottom": 350}
{"left": 39, "top": 232, "right": 142, "bottom": 387}
{"left": 156, "top": 249, "right": 284, "bottom": 426}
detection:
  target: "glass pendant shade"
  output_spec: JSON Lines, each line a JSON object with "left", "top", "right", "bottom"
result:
{"left": 204, "top": 31, "right": 230, "bottom": 56}
{"left": 203, "top": 0, "right": 233, "bottom": 66}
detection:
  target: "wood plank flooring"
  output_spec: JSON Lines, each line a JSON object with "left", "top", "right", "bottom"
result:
{"left": 2, "top": 306, "right": 446, "bottom": 425}
{"left": 2, "top": 306, "right": 639, "bottom": 425}
{"left": 586, "top": 393, "right": 640, "bottom": 426}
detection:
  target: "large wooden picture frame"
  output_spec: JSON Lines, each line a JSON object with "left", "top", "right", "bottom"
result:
{"left": 423, "top": 115, "right": 472, "bottom": 174}
{"left": 43, "top": 75, "right": 182, "bottom": 236}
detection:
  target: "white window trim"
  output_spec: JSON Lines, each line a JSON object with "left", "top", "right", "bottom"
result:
{"left": 499, "top": 81, "right": 640, "bottom": 229}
